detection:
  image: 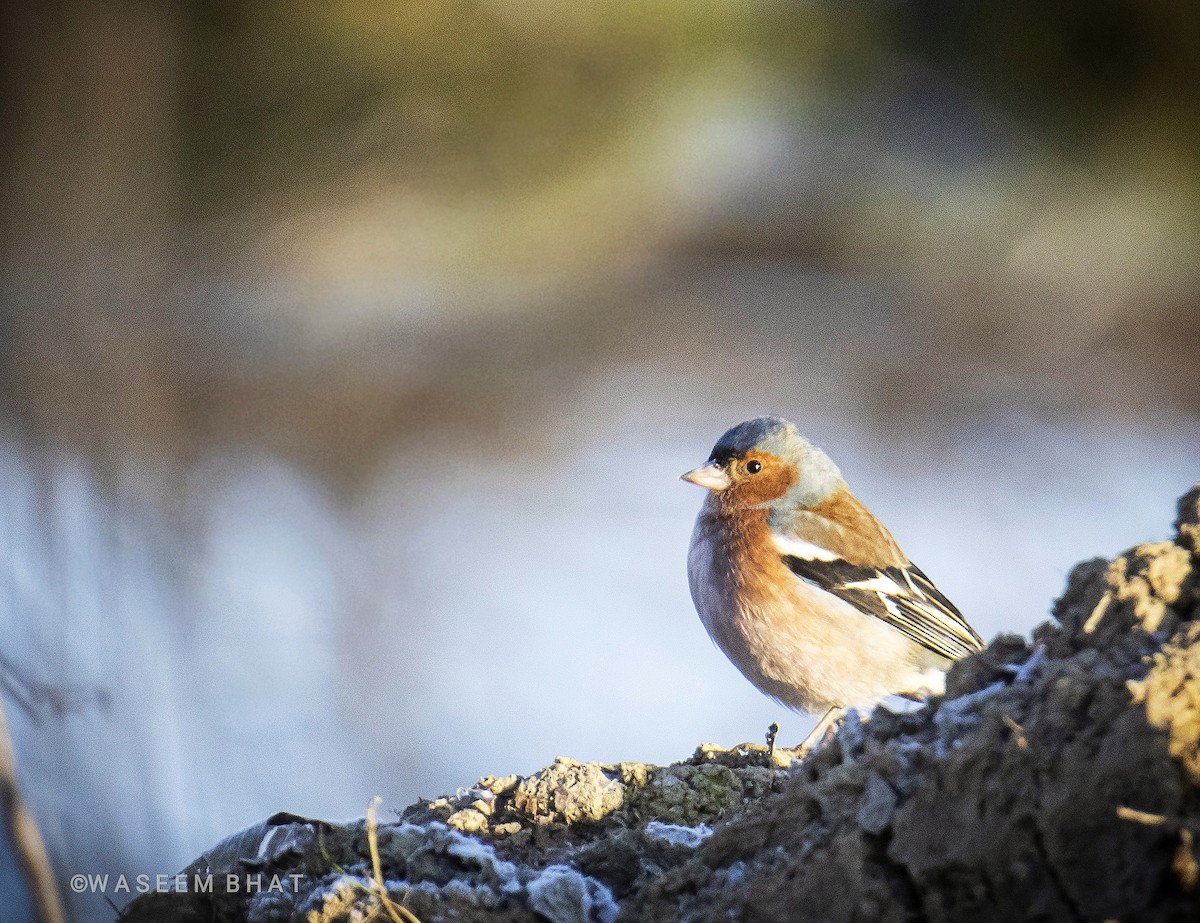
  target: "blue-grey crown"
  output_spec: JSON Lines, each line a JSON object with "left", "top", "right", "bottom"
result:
{"left": 709, "top": 415, "right": 794, "bottom": 463}
{"left": 709, "top": 415, "right": 844, "bottom": 507}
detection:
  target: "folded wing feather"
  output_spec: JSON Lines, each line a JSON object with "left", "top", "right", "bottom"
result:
{"left": 774, "top": 534, "right": 983, "bottom": 662}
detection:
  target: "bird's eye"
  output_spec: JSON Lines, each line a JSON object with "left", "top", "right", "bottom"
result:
{"left": 745, "top": 460, "right": 762, "bottom": 474}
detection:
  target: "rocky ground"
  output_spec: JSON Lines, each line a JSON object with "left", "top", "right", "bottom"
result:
{"left": 123, "top": 486, "right": 1200, "bottom": 923}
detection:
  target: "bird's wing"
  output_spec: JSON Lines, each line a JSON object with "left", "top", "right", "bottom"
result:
{"left": 774, "top": 533, "right": 983, "bottom": 661}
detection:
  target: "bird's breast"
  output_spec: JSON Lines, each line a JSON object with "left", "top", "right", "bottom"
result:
{"left": 686, "top": 505, "right": 936, "bottom": 712}
{"left": 688, "top": 505, "right": 797, "bottom": 621}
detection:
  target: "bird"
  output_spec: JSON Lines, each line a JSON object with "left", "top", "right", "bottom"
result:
{"left": 681, "top": 415, "right": 983, "bottom": 753}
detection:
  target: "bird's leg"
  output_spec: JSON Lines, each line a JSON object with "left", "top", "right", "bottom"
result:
{"left": 796, "top": 706, "right": 845, "bottom": 759}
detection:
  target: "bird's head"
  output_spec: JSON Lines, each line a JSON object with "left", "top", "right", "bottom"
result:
{"left": 681, "top": 416, "right": 844, "bottom": 510}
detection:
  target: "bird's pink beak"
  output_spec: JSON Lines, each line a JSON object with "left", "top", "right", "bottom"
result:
{"left": 680, "top": 462, "right": 731, "bottom": 491}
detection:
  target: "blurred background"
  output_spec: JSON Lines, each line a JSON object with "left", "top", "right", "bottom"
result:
{"left": 1, "top": 1, "right": 1198, "bottom": 919}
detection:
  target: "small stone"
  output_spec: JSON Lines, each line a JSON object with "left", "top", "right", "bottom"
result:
{"left": 447, "top": 809, "right": 489, "bottom": 834}
{"left": 512, "top": 757, "right": 625, "bottom": 825}
{"left": 619, "top": 762, "right": 651, "bottom": 787}
{"left": 856, "top": 772, "right": 899, "bottom": 834}
{"left": 738, "top": 766, "right": 776, "bottom": 799}
{"left": 479, "top": 774, "right": 520, "bottom": 796}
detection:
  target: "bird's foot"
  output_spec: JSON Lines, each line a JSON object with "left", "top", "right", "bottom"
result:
{"left": 794, "top": 706, "right": 846, "bottom": 760}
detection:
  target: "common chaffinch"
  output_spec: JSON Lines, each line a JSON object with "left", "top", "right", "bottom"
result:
{"left": 682, "top": 416, "right": 983, "bottom": 749}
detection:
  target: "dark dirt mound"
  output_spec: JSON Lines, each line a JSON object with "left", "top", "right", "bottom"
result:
{"left": 124, "top": 486, "right": 1200, "bottom": 923}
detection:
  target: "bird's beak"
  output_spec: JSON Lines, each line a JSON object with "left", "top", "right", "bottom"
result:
{"left": 680, "top": 461, "right": 731, "bottom": 491}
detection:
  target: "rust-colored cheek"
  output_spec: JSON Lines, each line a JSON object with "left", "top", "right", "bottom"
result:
{"left": 723, "top": 453, "right": 797, "bottom": 507}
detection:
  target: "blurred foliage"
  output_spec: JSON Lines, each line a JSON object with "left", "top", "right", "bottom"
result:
{"left": 2, "top": 0, "right": 1198, "bottom": 456}
{"left": 179, "top": 0, "right": 836, "bottom": 216}
{"left": 891, "top": 0, "right": 1200, "bottom": 164}
{"left": 178, "top": 0, "right": 1200, "bottom": 219}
